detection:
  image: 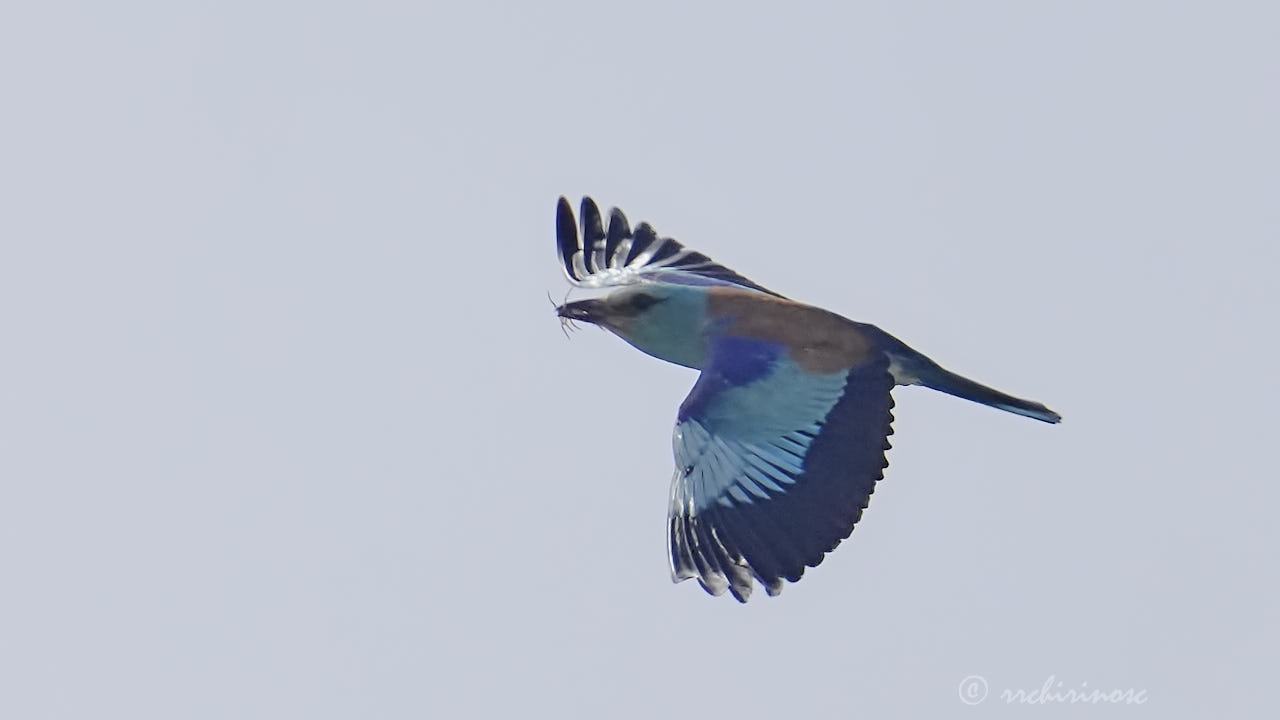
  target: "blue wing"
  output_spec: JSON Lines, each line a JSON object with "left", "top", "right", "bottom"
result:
{"left": 669, "top": 337, "right": 895, "bottom": 601}
{"left": 556, "top": 196, "right": 784, "bottom": 297}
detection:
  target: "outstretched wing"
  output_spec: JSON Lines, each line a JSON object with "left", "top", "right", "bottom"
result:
{"left": 668, "top": 336, "right": 895, "bottom": 602}
{"left": 556, "top": 196, "right": 783, "bottom": 297}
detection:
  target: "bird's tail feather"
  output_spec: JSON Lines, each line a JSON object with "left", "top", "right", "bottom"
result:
{"left": 915, "top": 364, "right": 1061, "bottom": 424}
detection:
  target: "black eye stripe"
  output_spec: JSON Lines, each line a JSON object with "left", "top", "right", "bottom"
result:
{"left": 630, "top": 294, "right": 662, "bottom": 311}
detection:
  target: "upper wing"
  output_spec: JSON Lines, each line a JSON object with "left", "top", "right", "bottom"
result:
{"left": 668, "top": 336, "right": 895, "bottom": 602}
{"left": 556, "top": 196, "right": 784, "bottom": 297}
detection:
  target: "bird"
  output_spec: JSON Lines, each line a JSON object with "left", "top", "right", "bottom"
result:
{"left": 553, "top": 196, "right": 1059, "bottom": 602}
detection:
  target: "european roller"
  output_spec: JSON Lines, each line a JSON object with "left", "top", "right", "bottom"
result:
{"left": 554, "top": 196, "right": 1060, "bottom": 602}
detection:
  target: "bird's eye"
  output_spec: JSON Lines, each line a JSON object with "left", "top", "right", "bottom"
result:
{"left": 629, "top": 293, "right": 662, "bottom": 312}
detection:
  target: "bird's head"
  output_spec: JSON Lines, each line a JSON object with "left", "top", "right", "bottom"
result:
{"left": 556, "top": 284, "right": 710, "bottom": 369}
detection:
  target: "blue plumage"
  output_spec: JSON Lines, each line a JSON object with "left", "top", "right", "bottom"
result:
{"left": 554, "top": 196, "right": 1060, "bottom": 602}
{"left": 677, "top": 336, "right": 780, "bottom": 421}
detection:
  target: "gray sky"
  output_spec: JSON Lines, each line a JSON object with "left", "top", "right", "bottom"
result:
{"left": 2, "top": 2, "right": 1277, "bottom": 718}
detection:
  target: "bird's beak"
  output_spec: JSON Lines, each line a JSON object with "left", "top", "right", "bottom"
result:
{"left": 556, "top": 298, "right": 605, "bottom": 325}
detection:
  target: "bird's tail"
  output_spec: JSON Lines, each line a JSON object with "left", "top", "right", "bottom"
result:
{"left": 914, "top": 363, "right": 1061, "bottom": 423}
{"left": 859, "top": 324, "right": 1062, "bottom": 424}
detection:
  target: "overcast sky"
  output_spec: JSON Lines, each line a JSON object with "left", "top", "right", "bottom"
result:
{"left": 2, "top": 2, "right": 1277, "bottom": 718}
